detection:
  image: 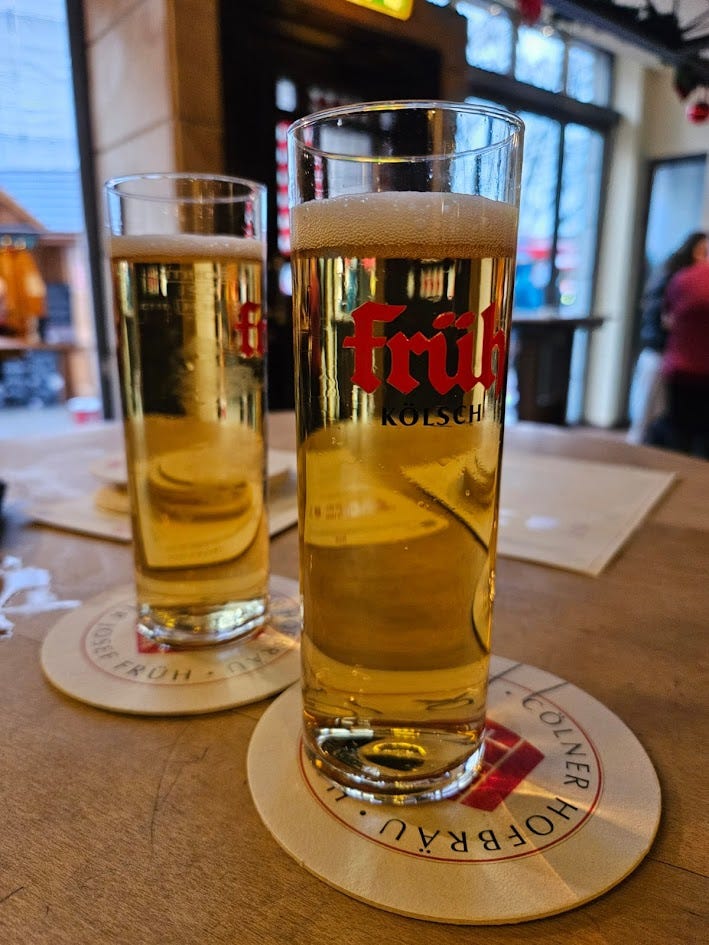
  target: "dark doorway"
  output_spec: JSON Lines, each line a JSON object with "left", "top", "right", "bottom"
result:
{"left": 220, "top": 0, "right": 441, "bottom": 409}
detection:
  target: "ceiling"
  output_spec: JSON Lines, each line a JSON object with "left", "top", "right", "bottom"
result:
{"left": 546, "top": 0, "right": 709, "bottom": 84}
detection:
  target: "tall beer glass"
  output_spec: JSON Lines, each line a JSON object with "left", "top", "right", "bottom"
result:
{"left": 105, "top": 174, "right": 268, "bottom": 647}
{"left": 288, "top": 102, "right": 523, "bottom": 802}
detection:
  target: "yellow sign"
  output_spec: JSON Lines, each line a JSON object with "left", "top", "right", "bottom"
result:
{"left": 345, "top": 0, "right": 414, "bottom": 20}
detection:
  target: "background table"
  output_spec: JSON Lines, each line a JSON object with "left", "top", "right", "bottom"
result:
{"left": 0, "top": 414, "right": 707, "bottom": 944}
{"left": 512, "top": 315, "right": 603, "bottom": 425}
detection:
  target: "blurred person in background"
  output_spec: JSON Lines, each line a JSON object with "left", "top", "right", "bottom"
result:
{"left": 627, "top": 231, "right": 708, "bottom": 446}
{"left": 662, "top": 244, "right": 709, "bottom": 458}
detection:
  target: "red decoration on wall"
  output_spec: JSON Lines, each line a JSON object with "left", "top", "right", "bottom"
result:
{"left": 518, "top": 0, "right": 542, "bottom": 25}
{"left": 686, "top": 99, "right": 709, "bottom": 124}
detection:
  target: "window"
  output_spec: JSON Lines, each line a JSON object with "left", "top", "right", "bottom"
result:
{"left": 457, "top": 1, "right": 513, "bottom": 75}
{"left": 515, "top": 111, "right": 561, "bottom": 309}
{"left": 429, "top": 0, "right": 616, "bottom": 421}
{"left": 464, "top": 98, "right": 605, "bottom": 316}
{"left": 557, "top": 123, "right": 604, "bottom": 313}
{"left": 516, "top": 25, "right": 564, "bottom": 93}
{"left": 0, "top": 0, "right": 83, "bottom": 231}
{"left": 0, "top": 1, "right": 96, "bottom": 414}
{"left": 433, "top": 0, "right": 614, "bottom": 316}
{"left": 435, "top": 0, "right": 613, "bottom": 107}
{"left": 643, "top": 156, "right": 708, "bottom": 271}
{"left": 567, "top": 42, "right": 612, "bottom": 105}
{"left": 516, "top": 113, "right": 604, "bottom": 315}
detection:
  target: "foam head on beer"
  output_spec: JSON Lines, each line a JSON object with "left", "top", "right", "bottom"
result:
{"left": 291, "top": 191, "right": 518, "bottom": 258}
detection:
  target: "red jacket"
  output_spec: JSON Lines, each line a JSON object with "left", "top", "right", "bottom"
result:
{"left": 663, "top": 261, "right": 709, "bottom": 380}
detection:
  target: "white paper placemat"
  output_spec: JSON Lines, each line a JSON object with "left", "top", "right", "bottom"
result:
{"left": 24, "top": 444, "right": 674, "bottom": 577}
{"left": 498, "top": 451, "right": 675, "bottom": 576}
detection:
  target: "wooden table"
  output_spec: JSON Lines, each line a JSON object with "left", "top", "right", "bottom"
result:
{"left": 0, "top": 414, "right": 706, "bottom": 945}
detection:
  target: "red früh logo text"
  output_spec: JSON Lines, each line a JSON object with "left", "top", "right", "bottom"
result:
{"left": 231, "top": 301, "right": 265, "bottom": 357}
{"left": 342, "top": 301, "right": 506, "bottom": 396}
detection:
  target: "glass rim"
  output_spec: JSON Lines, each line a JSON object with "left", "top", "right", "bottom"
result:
{"left": 287, "top": 99, "right": 524, "bottom": 164}
{"left": 104, "top": 172, "right": 266, "bottom": 205}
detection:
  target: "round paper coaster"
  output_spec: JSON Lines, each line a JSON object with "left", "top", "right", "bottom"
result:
{"left": 247, "top": 655, "right": 661, "bottom": 925}
{"left": 41, "top": 575, "right": 300, "bottom": 715}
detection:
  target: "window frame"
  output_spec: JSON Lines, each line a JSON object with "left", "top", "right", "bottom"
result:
{"left": 465, "top": 64, "right": 618, "bottom": 134}
{"left": 465, "top": 64, "right": 618, "bottom": 317}
{"left": 452, "top": 0, "right": 615, "bottom": 110}
{"left": 435, "top": 0, "right": 620, "bottom": 316}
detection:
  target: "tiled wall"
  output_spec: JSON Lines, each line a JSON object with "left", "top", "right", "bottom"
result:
{"left": 83, "top": 0, "right": 224, "bottom": 189}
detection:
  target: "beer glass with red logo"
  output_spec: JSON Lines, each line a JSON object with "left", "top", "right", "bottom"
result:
{"left": 288, "top": 102, "right": 523, "bottom": 803}
{"left": 105, "top": 174, "right": 269, "bottom": 647}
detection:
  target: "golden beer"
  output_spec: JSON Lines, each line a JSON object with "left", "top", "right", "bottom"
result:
{"left": 110, "top": 234, "right": 268, "bottom": 644}
{"left": 291, "top": 190, "right": 518, "bottom": 799}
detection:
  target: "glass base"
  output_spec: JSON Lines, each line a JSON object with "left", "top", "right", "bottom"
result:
{"left": 138, "top": 597, "right": 267, "bottom": 648}
{"left": 304, "top": 724, "right": 486, "bottom": 805}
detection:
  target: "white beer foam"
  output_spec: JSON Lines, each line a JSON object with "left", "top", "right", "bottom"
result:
{"left": 292, "top": 191, "right": 518, "bottom": 257}
{"left": 109, "top": 233, "right": 264, "bottom": 260}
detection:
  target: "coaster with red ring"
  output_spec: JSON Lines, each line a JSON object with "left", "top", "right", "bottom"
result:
{"left": 41, "top": 575, "right": 300, "bottom": 715}
{"left": 247, "top": 655, "right": 661, "bottom": 925}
